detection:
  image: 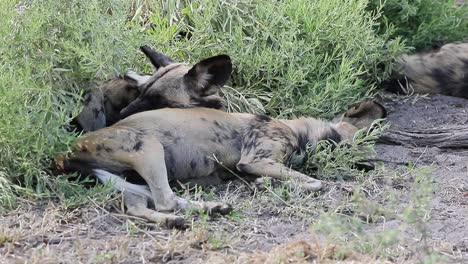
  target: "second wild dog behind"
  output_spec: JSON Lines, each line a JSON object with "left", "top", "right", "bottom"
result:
{"left": 73, "top": 45, "right": 230, "bottom": 132}
{"left": 383, "top": 41, "right": 468, "bottom": 98}
{"left": 56, "top": 100, "right": 386, "bottom": 229}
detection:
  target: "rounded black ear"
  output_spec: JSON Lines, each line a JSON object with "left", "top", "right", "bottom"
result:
{"left": 140, "top": 45, "right": 174, "bottom": 69}
{"left": 344, "top": 101, "right": 387, "bottom": 119}
{"left": 184, "top": 54, "right": 232, "bottom": 96}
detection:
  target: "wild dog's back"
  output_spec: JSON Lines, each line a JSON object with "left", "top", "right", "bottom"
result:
{"left": 384, "top": 42, "right": 468, "bottom": 98}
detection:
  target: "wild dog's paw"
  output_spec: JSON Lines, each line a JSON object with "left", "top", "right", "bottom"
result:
{"left": 164, "top": 215, "right": 187, "bottom": 229}
{"left": 299, "top": 178, "right": 323, "bottom": 192}
{"left": 253, "top": 176, "right": 280, "bottom": 191}
{"left": 203, "top": 201, "right": 233, "bottom": 215}
{"left": 253, "top": 176, "right": 268, "bottom": 191}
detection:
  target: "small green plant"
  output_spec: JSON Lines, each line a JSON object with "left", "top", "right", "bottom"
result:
{"left": 311, "top": 165, "right": 440, "bottom": 261}
{"left": 368, "top": 0, "right": 468, "bottom": 51}
{"left": 298, "top": 121, "right": 388, "bottom": 181}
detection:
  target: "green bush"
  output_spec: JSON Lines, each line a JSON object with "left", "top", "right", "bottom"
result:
{"left": 368, "top": 0, "right": 468, "bottom": 51}
{"left": 0, "top": 0, "right": 406, "bottom": 206}
{"left": 150, "top": 0, "right": 405, "bottom": 117}
{"left": 0, "top": 0, "right": 149, "bottom": 206}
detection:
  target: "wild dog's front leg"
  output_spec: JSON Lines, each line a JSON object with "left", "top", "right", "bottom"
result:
{"left": 236, "top": 159, "right": 322, "bottom": 192}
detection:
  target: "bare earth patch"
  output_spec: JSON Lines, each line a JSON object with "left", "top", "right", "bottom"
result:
{"left": 1, "top": 94, "right": 467, "bottom": 263}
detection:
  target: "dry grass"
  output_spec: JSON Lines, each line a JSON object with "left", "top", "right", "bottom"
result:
{"left": 1, "top": 161, "right": 465, "bottom": 263}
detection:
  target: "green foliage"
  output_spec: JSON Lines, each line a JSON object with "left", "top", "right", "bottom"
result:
{"left": 152, "top": 0, "right": 404, "bottom": 118}
{"left": 0, "top": 0, "right": 148, "bottom": 206}
{"left": 368, "top": 0, "right": 468, "bottom": 50}
{"left": 297, "top": 121, "right": 388, "bottom": 181}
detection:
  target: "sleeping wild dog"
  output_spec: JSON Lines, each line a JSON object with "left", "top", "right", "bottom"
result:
{"left": 56, "top": 98, "right": 386, "bottom": 228}
{"left": 73, "top": 45, "right": 229, "bottom": 131}
{"left": 383, "top": 41, "right": 468, "bottom": 98}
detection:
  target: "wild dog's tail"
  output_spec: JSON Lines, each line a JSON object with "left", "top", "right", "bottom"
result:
{"left": 93, "top": 169, "right": 152, "bottom": 199}
{"left": 55, "top": 153, "right": 150, "bottom": 197}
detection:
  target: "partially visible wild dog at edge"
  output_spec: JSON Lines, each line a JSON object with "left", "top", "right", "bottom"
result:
{"left": 73, "top": 46, "right": 230, "bottom": 131}
{"left": 56, "top": 99, "right": 386, "bottom": 229}
{"left": 383, "top": 41, "right": 468, "bottom": 98}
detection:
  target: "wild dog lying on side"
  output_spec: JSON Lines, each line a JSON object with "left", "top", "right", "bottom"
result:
{"left": 56, "top": 101, "right": 386, "bottom": 228}
{"left": 73, "top": 46, "right": 230, "bottom": 131}
{"left": 383, "top": 41, "right": 468, "bottom": 98}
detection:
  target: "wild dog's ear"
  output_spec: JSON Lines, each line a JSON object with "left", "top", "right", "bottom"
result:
{"left": 344, "top": 101, "right": 387, "bottom": 119}
{"left": 336, "top": 100, "right": 387, "bottom": 129}
{"left": 140, "top": 45, "right": 174, "bottom": 69}
{"left": 184, "top": 55, "right": 232, "bottom": 96}
{"left": 124, "top": 71, "right": 151, "bottom": 90}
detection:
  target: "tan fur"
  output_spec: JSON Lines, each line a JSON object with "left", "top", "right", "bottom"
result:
{"left": 57, "top": 101, "right": 385, "bottom": 228}
{"left": 74, "top": 46, "right": 232, "bottom": 132}
{"left": 385, "top": 41, "right": 468, "bottom": 98}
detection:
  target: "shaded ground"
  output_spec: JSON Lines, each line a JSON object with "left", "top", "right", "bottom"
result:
{"left": 1, "top": 94, "right": 467, "bottom": 263}
{"left": 375, "top": 94, "right": 468, "bottom": 260}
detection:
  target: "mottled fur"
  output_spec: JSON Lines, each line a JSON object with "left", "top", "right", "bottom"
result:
{"left": 57, "top": 101, "right": 386, "bottom": 228}
{"left": 73, "top": 46, "right": 231, "bottom": 132}
{"left": 383, "top": 41, "right": 468, "bottom": 98}
{"left": 72, "top": 76, "right": 141, "bottom": 131}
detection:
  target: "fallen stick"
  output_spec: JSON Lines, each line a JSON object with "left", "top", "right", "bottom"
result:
{"left": 379, "top": 126, "right": 468, "bottom": 148}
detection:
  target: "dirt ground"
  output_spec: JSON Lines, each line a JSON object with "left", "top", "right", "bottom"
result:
{"left": 1, "top": 94, "right": 467, "bottom": 263}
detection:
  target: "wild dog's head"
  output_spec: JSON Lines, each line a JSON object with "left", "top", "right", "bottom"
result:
{"left": 332, "top": 100, "right": 387, "bottom": 141}
{"left": 72, "top": 74, "right": 144, "bottom": 131}
{"left": 120, "top": 46, "right": 232, "bottom": 119}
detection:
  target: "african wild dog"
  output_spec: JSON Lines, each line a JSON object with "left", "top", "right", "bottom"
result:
{"left": 383, "top": 41, "right": 468, "bottom": 98}
{"left": 56, "top": 100, "right": 386, "bottom": 228}
{"left": 72, "top": 76, "right": 140, "bottom": 132}
{"left": 73, "top": 45, "right": 230, "bottom": 131}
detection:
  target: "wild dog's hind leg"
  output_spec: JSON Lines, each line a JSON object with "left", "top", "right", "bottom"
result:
{"left": 124, "top": 193, "right": 186, "bottom": 229}
{"left": 131, "top": 136, "right": 232, "bottom": 215}
{"left": 237, "top": 158, "right": 322, "bottom": 192}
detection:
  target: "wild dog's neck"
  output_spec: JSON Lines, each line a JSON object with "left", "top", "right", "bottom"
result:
{"left": 279, "top": 118, "right": 342, "bottom": 151}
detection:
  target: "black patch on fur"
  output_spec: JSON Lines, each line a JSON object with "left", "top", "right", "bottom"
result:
{"left": 96, "top": 144, "right": 103, "bottom": 151}
{"left": 254, "top": 149, "right": 272, "bottom": 159}
{"left": 326, "top": 127, "right": 342, "bottom": 144}
{"left": 83, "top": 93, "right": 92, "bottom": 105}
{"left": 164, "top": 148, "right": 177, "bottom": 176}
{"left": 200, "top": 117, "right": 208, "bottom": 121}
{"left": 190, "top": 159, "right": 197, "bottom": 170}
{"left": 254, "top": 114, "right": 271, "bottom": 123}
{"left": 297, "top": 131, "right": 309, "bottom": 152}
{"left": 432, "top": 67, "right": 451, "bottom": 88}
{"left": 122, "top": 170, "right": 147, "bottom": 185}
{"left": 80, "top": 145, "right": 88, "bottom": 153}
{"left": 197, "top": 97, "right": 224, "bottom": 109}
{"left": 93, "top": 108, "right": 101, "bottom": 118}
{"left": 163, "top": 131, "right": 172, "bottom": 137}
{"left": 236, "top": 163, "right": 249, "bottom": 173}
{"left": 104, "top": 147, "right": 113, "bottom": 153}
{"left": 133, "top": 140, "right": 143, "bottom": 151}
